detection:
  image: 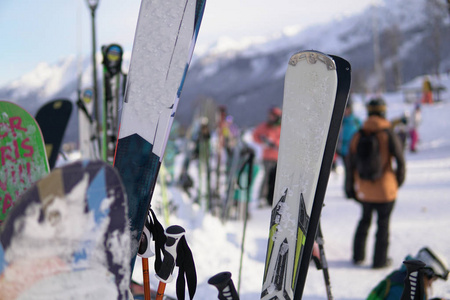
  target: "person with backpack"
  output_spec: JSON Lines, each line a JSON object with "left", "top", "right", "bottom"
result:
{"left": 345, "top": 98, "right": 406, "bottom": 269}
{"left": 367, "top": 247, "right": 449, "bottom": 300}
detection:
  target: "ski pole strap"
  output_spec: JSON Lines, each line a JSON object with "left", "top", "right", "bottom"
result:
{"left": 76, "top": 99, "right": 93, "bottom": 123}
{"left": 156, "top": 225, "right": 197, "bottom": 300}
{"left": 138, "top": 209, "right": 167, "bottom": 260}
{"left": 400, "top": 260, "right": 426, "bottom": 300}
{"left": 175, "top": 236, "right": 197, "bottom": 300}
{"left": 156, "top": 225, "right": 185, "bottom": 283}
{"left": 208, "top": 271, "right": 240, "bottom": 300}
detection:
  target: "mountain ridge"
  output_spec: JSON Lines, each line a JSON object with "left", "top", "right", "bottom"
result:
{"left": 1, "top": 0, "right": 449, "bottom": 143}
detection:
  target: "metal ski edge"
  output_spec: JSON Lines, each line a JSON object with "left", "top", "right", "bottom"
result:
{"left": 293, "top": 55, "right": 351, "bottom": 300}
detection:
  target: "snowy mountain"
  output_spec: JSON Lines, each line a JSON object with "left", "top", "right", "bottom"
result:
{"left": 0, "top": 0, "right": 449, "bottom": 143}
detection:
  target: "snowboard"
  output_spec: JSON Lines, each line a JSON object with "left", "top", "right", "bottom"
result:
{"left": 260, "top": 51, "right": 350, "bottom": 300}
{"left": 0, "top": 101, "right": 49, "bottom": 224}
{"left": 113, "top": 0, "right": 207, "bottom": 266}
{"left": 35, "top": 99, "right": 73, "bottom": 169}
{"left": 0, "top": 160, "right": 131, "bottom": 299}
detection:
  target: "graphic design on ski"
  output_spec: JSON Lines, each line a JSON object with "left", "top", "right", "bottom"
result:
{"left": 113, "top": 0, "right": 207, "bottom": 266}
{"left": 0, "top": 101, "right": 49, "bottom": 224}
{"left": 35, "top": 99, "right": 73, "bottom": 169}
{"left": 260, "top": 51, "right": 349, "bottom": 300}
{"left": 0, "top": 160, "right": 130, "bottom": 299}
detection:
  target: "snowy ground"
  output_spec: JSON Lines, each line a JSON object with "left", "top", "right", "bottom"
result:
{"left": 131, "top": 77, "right": 450, "bottom": 299}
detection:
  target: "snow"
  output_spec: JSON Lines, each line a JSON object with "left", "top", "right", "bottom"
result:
{"left": 131, "top": 74, "right": 450, "bottom": 299}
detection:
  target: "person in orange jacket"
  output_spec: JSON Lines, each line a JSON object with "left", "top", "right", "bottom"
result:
{"left": 253, "top": 107, "right": 282, "bottom": 206}
{"left": 345, "top": 98, "right": 406, "bottom": 269}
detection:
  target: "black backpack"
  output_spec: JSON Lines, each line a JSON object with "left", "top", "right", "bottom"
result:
{"left": 355, "top": 129, "right": 385, "bottom": 181}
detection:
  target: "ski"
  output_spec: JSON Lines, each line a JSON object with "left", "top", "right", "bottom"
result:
{"left": 260, "top": 51, "right": 351, "bottom": 300}
{"left": 102, "top": 44, "right": 124, "bottom": 163}
{"left": 294, "top": 54, "right": 351, "bottom": 299}
{"left": 113, "top": 0, "right": 207, "bottom": 269}
{"left": 0, "top": 160, "right": 130, "bottom": 299}
{"left": 0, "top": 101, "right": 49, "bottom": 224}
{"left": 35, "top": 99, "right": 73, "bottom": 169}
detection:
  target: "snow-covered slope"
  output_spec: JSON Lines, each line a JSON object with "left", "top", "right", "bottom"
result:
{"left": 134, "top": 74, "right": 450, "bottom": 299}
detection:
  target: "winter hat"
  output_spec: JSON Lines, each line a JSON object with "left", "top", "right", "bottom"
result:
{"left": 367, "top": 98, "right": 387, "bottom": 117}
{"left": 415, "top": 247, "right": 449, "bottom": 280}
{"left": 270, "top": 107, "right": 282, "bottom": 117}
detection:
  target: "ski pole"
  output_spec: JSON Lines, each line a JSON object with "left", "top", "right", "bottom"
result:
{"left": 142, "top": 258, "right": 151, "bottom": 300}
{"left": 316, "top": 223, "right": 333, "bottom": 300}
{"left": 155, "top": 225, "right": 186, "bottom": 300}
{"left": 236, "top": 148, "right": 254, "bottom": 292}
{"left": 208, "top": 271, "right": 240, "bottom": 300}
{"left": 138, "top": 216, "right": 155, "bottom": 300}
{"left": 400, "top": 260, "right": 426, "bottom": 300}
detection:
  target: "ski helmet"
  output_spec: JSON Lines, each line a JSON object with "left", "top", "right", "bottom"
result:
{"left": 415, "top": 247, "right": 449, "bottom": 280}
{"left": 367, "top": 98, "right": 387, "bottom": 117}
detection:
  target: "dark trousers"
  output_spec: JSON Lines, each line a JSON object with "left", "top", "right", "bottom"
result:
{"left": 259, "top": 160, "right": 277, "bottom": 206}
{"left": 353, "top": 201, "right": 395, "bottom": 267}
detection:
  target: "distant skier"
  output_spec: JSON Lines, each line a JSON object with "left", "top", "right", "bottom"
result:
{"left": 391, "top": 113, "right": 409, "bottom": 152}
{"left": 252, "top": 107, "right": 282, "bottom": 206}
{"left": 345, "top": 98, "right": 406, "bottom": 269}
{"left": 336, "top": 98, "right": 361, "bottom": 172}
{"left": 409, "top": 103, "right": 422, "bottom": 153}
{"left": 367, "top": 247, "right": 449, "bottom": 300}
{"left": 421, "top": 77, "right": 433, "bottom": 104}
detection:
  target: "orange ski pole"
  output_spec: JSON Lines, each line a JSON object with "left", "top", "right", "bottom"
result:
{"left": 155, "top": 281, "right": 167, "bottom": 300}
{"left": 142, "top": 257, "right": 151, "bottom": 300}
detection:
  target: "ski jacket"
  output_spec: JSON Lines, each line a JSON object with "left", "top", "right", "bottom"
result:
{"left": 337, "top": 113, "right": 361, "bottom": 157}
{"left": 252, "top": 122, "right": 281, "bottom": 161}
{"left": 345, "top": 116, "right": 405, "bottom": 203}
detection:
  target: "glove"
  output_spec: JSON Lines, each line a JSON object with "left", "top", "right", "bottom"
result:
{"left": 260, "top": 136, "right": 276, "bottom": 148}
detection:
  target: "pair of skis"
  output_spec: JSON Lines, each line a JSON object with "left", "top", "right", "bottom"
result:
{"left": 259, "top": 51, "right": 351, "bottom": 300}
{"left": 210, "top": 51, "right": 350, "bottom": 300}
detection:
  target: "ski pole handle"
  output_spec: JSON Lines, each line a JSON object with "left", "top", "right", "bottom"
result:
{"left": 208, "top": 272, "right": 240, "bottom": 300}
{"left": 138, "top": 216, "right": 155, "bottom": 258}
{"left": 156, "top": 225, "right": 186, "bottom": 283}
{"left": 400, "top": 259, "right": 426, "bottom": 300}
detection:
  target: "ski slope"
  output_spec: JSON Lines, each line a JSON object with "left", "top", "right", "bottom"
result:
{"left": 132, "top": 74, "right": 450, "bottom": 299}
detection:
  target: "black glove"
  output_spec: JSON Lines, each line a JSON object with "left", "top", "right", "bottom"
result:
{"left": 345, "top": 187, "right": 356, "bottom": 200}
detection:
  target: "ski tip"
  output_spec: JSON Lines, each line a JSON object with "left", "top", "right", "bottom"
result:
{"left": 289, "top": 50, "right": 336, "bottom": 70}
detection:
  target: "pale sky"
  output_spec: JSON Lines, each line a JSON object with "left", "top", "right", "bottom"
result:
{"left": 0, "top": 0, "right": 379, "bottom": 86}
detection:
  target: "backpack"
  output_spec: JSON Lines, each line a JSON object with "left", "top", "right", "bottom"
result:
{"left": 355, "top": 129, "right": 385, "bottom": 181}
{"left": 366, "top": 268, "right": 407, "bottom": 300}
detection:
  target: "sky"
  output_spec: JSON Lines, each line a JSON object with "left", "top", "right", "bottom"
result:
{"left": 0, "top": 0, "right": 381, "bottom": 87}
